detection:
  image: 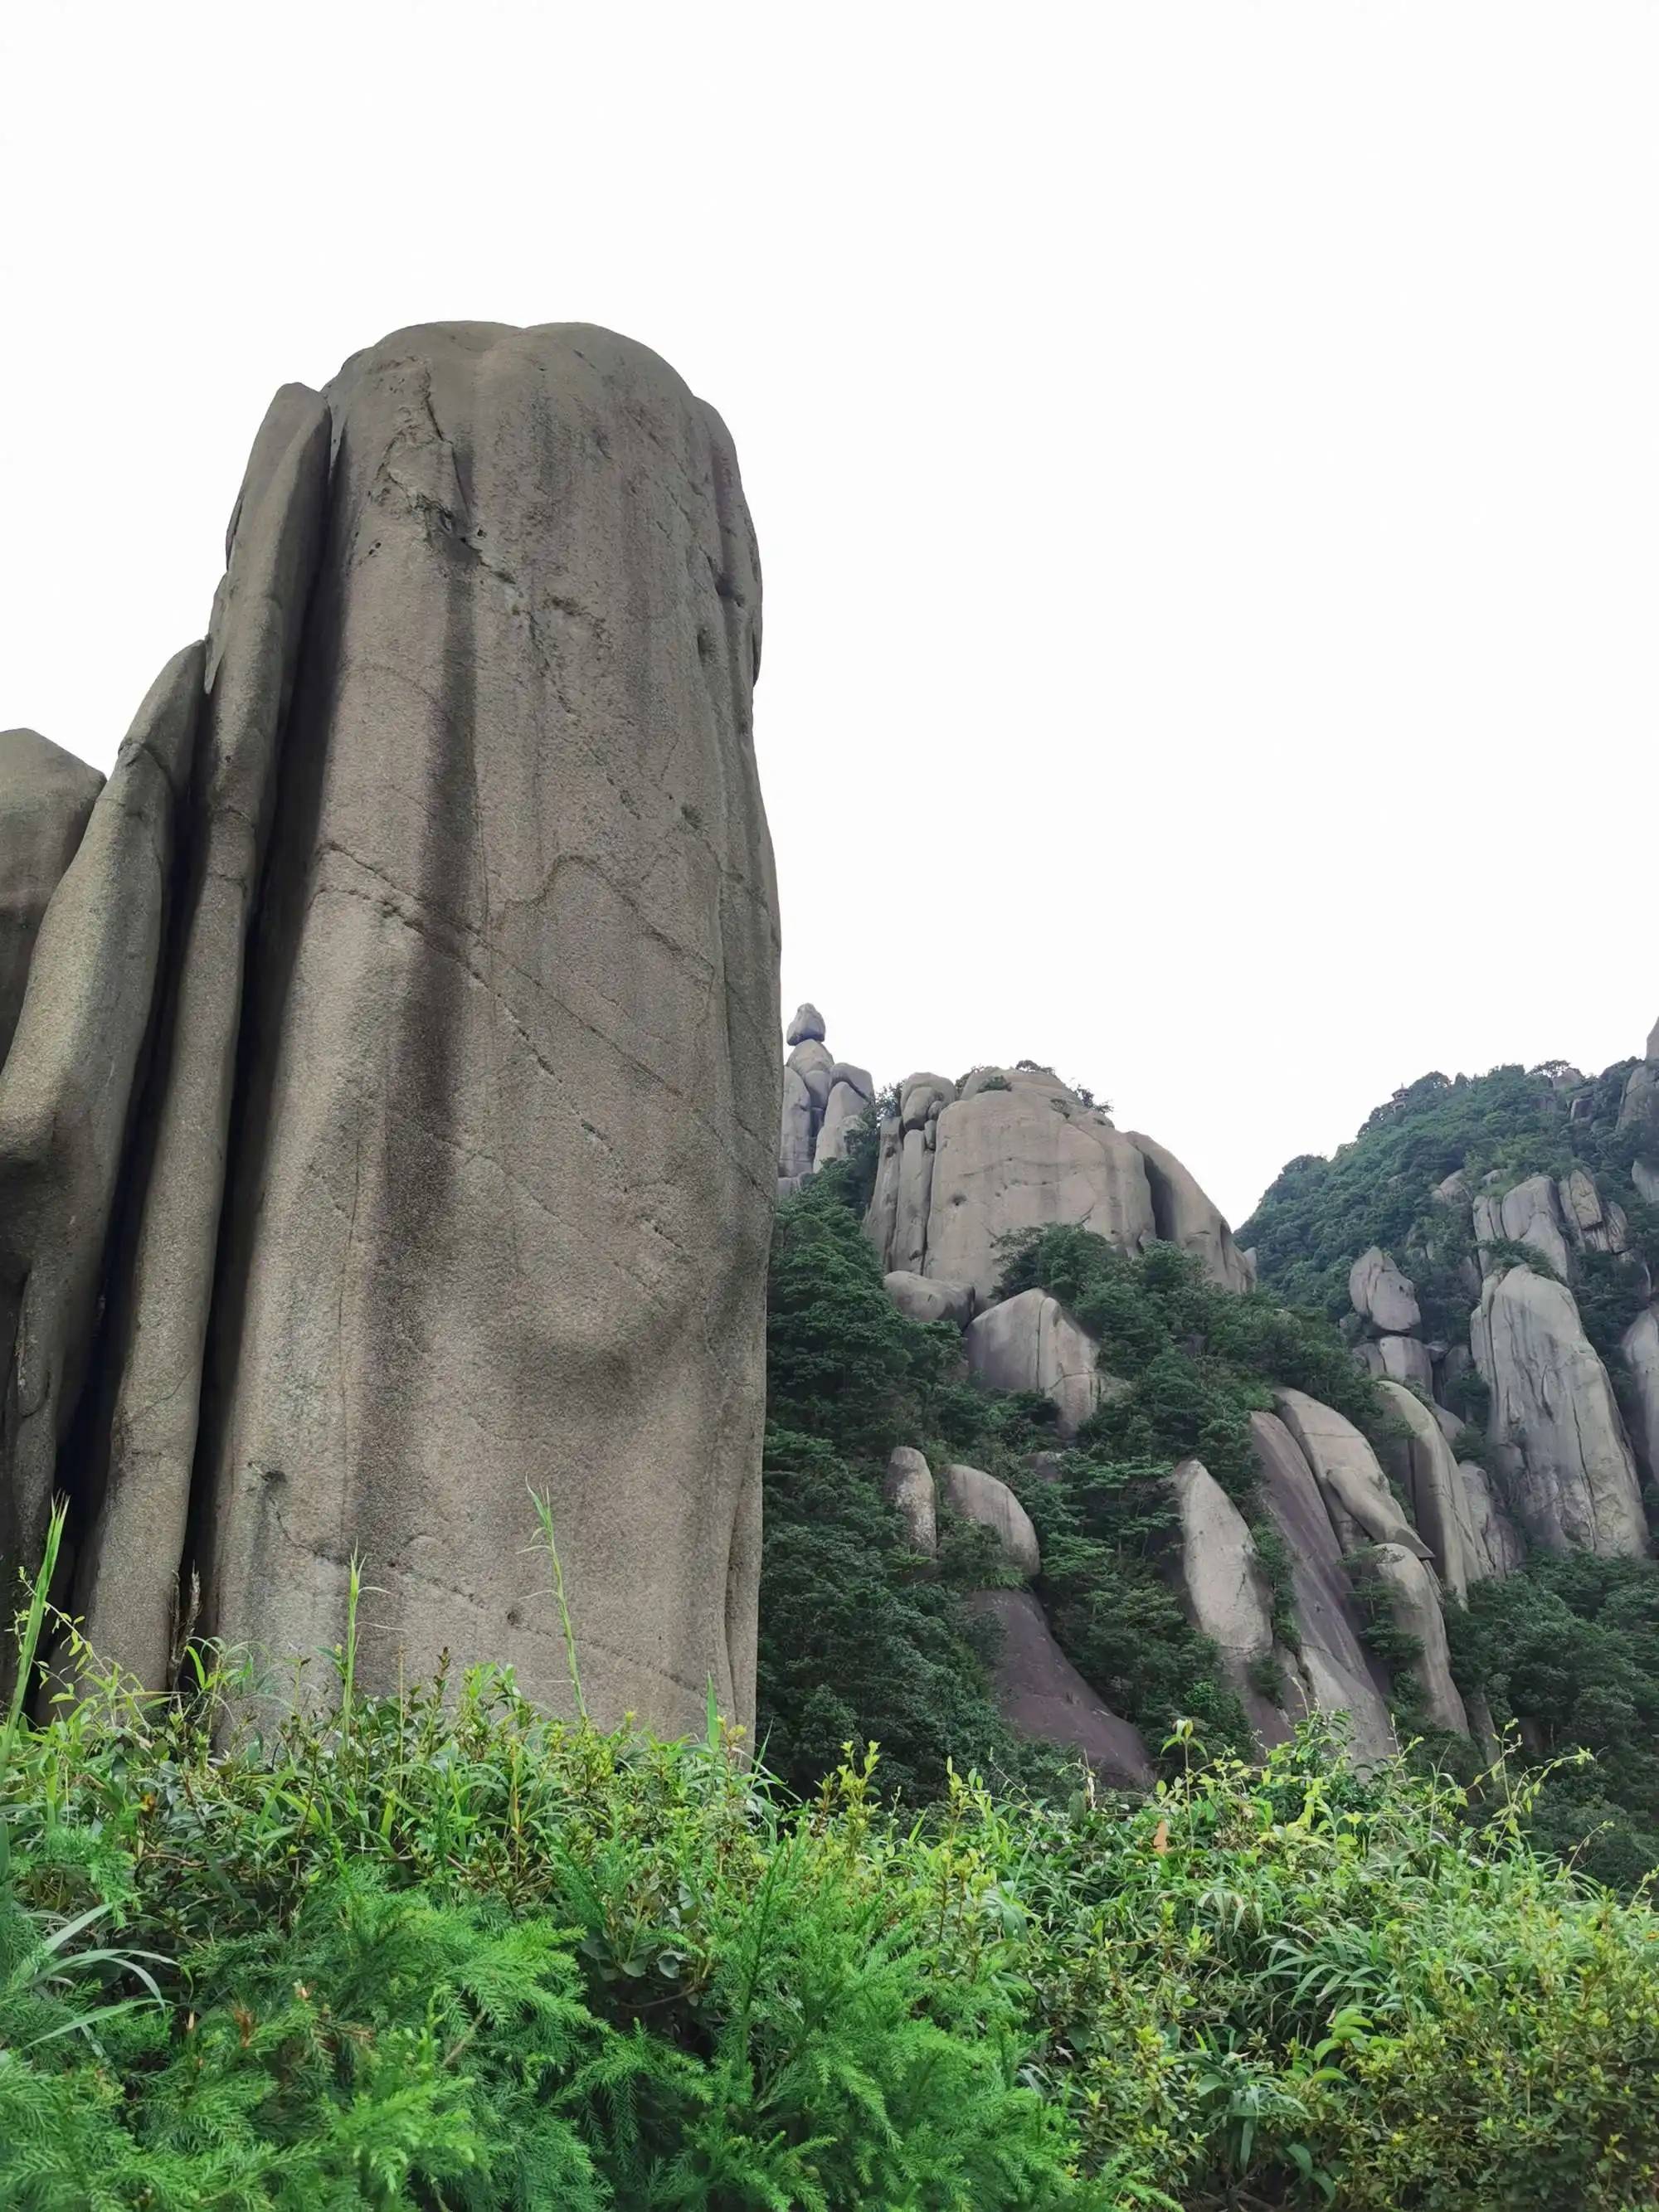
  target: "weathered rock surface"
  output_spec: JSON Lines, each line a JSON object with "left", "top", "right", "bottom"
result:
{"left": 788, "top": 1038, "right": 834, "bottom": 1110}
{"left": 1167, "top": 1457, "right": 1293, "bottom": 1743}
{"left": 1374, "top": 1379, "right": 1472, "bottom": 1600}
{"left": 0, "top": 655, "right": 202, "bottom": 1620}
{"left": 1457, "top": 1458, "right": 1527, "bottom": 1582}
{"left": 1364, "top": 1543, "right": 1468, "bottom": 1736}
{"left": 967, "top": 1587, "right": 1151, "bottom": 1784}
{"left": 938, "top": 1463, "right": 1040, "bottom": 1578}
{"left": 865, "top": 1067, "right": 1253, "bottom": 1306}
{"left": 883, "top": 1446, "right": 937, "bottom": 1556}
{"left": 1354, "top": 1335, "right": 1434, "bottom": 1391}
{"left": 1349, "top": 1247, "right": 1420, "bottom": 1334}
{"left": 0, "top": 731, "right": 104, "bottom": 1067}
{"left": 883, "top": 1270, "right": 974, "bottom": 1329}
{"left": 892, "top": 1124, "right": 934, "bottom": 1274}
{"left": 963, "top": 1287, "right": 1105, "bottom": 1437}
{"left": 786, "top": 1002, "right": 825, "bottom": 1046}
{"left": 1123, "top": 1131, "right": 1254, "bottom": 1291}
{"left": 864, "top": 1114, "right": 898, "bottom": 1237}
{"left": 1473, "top": 1174, "right": 1574, "bottom": 1281}
{"left": 813, "top": 1078, "right": 868, "bottom": 1168}
{"left": 919, "top": 1077, "right": 1155, "bottom": 1301}
{"left": 1274, "top": 1389, "right": 1433, "bottom": 1560}
{"left": 1249, "top": 1412, "right": 1395, "bottom": 1767}
{"left": 1621, "top": 1305, "right": 1659, "bottom": 1486}
{"left": 1559, "top": 1167, "right": 1628, "bottom": 1256}
{"left": 4, "top": 324, "right": 781, "bottom": 1737}
{"left": 899, "top": 1072, "right": 956, "bottom": 1130}
{"left": 778, "top": 1063, "right": 816, "bottom": 1181}
{"left": 1470, "top": 1266, "right": 1648, "bottom": 1556}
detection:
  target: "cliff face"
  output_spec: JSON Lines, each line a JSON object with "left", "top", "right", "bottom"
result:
{"left": 774, "top": 1038, "right": 1457, "bottom": 1770}
{"left": 778, "top": 1018, "right": 1659, "bottom": 1787}
{"left": 0, "top": 324, "right": 781, "bottom": 1735}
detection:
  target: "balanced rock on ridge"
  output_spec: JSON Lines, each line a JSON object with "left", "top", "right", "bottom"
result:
{"left": 776, "top": 1009, "right": 872, "bottom": 1184}
{"left": 2, "top": 323, "right": 781, "bottom": 1735}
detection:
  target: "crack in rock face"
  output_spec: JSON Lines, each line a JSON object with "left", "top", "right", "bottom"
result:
{"left": 0, "top": 323, "right": 781, "bottom": 1738}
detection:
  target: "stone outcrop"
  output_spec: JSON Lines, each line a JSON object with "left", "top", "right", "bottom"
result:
{"left": 1474, "top": 1174, "right": 1574, "bottom": 1280}
{"left": 1470, "top": 1266, "right": 1648, "bottom": 1556}
{"left": 937, "top": 1462, "right": 1040, "bottom": 1578}
{"left": 1621, "top": 1026, "right": 1659, "bottom": 1202}
{"left": 1363, "top": 1543, "right": 1468, "bottom": 1736}
{"left": 1350, "top": 1247, "right": 1420, "bottom": 1334}
{"left": 1275, "top": 1389, "right": 1433, "bottom": 1561}
{"left": 1458, "top": 1457, "right": 1527, "bottom": 1582}
{"left": 777, "top": 1010, "right": 870, "bottom": 1185}
{"left": 2, "top": 323, "right": 780, "bottom": 1736}
{"left": 962, "top": 1288, "right": 1106, "bottom": 1437}
{"left": 1124, "top": 1131, "right": 1255, "bottom": 1291}
{"left": 0, "top": 731, "right": 104, "bottom": 1065}
{"left": 0, "top": 655, "right": 203, "bottom": 1612}
{"left": 967, "top": 1587, "right": 1151, "bottom": 1785}
{"left": 1374, "top": 1380, "right": 1473, "bottom": 1599}
{"left": 1469, "top": 1169, "right": 1631, "bottom": 1280}
{"left": 1167, "top": 1457, "right": 1294, "bottom": 1743}
{"left": 883, "top": 1447, "right": 937, "bottom": 1556}
{"left": 812, "top": 1062, "right": 873, "bottom": 1172}
{"left": 873, "top": 1068, "right": 1156, "bottom": 1303}
{"left": 882, "top": 1270, "right": 974, "bottom": 1328}
{"left": 1354, "top": 1335, "right": 1434, "bottom": 1391}
{"left": 1621, "top": 1306, "right": 1659, "bottom": 1487}
{"left": 1249, "top": 1412, "right": 1395, "bottom": 1767}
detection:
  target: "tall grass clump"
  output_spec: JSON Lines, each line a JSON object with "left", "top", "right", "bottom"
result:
{"left": 2, "top": 1513, "right": 1659, "bottom": 2207}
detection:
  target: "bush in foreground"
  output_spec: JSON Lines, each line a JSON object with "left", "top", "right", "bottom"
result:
{"left": 3, "top": 1538, "right": 1659, "bottom": 2208}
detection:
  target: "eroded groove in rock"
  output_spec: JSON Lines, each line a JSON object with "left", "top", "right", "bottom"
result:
{"left": 2, "top": 323, "right": 780, "bottom": 1735}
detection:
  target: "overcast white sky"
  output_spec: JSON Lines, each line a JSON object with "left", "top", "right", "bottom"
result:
{"left": 3, "top": 2, "right": 1655, "bottom": 1224}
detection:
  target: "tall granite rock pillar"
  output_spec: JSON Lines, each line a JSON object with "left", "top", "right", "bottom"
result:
{"left": 2, "top": 324, "right": 781, "bottom": 1735}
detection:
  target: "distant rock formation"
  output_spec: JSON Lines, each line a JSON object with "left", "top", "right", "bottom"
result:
{"left": 1166, "top": 1457, "right": 1297, "bottom": 1746}
{"left": 1472, "top": 1266, "right": 1647, "bottom": 1556}
{"left": 1, "top": 323, "right": 781, "bottom": 1735}
{"left": 777, "top": 1006, "right": 873, "bottom": 1188}
{"left": 967, "top": 1587, "right": 1153, "bottom": 1787}
{"left": 1621, "top": 1018, "right": 1659, "bottom": 1203}
{"left": 1248, "top": 1411, "right": 1396, "bottom": 1768}
{"left": 864, "top": 1063, "right": 1248, "bottom": 1301}
{"left": 962, "top": 1289, "right": 1107, "bottom": 1438}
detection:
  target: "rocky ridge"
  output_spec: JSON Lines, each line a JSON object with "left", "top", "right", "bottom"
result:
{"left": 776, "top": 1035, "right": 1587, "bottom": 1774}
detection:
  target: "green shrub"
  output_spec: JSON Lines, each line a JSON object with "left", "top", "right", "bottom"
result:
{"left": 0, "top": 1578, "right": 1084, "bottom": 2210}
{"left": 6, "top": 1527, "right": 1659, "bottom": 2210}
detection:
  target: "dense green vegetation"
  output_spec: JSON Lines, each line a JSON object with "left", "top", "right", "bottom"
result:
{"left": 760, "top": 1173, "right": 1401, "bottom": 1785}
{"left": 1239, "top": 1059, "right": 1658, "bottom": 1347}
{"left": 11, "top": 1110, "right": 1659, "bottom": 2205}
{"left": 7, "top": 1544, "right": 1659, "bottom": 2209}
{"left": 758, "top": 1169, "right": 1041, "bottom": 1798}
